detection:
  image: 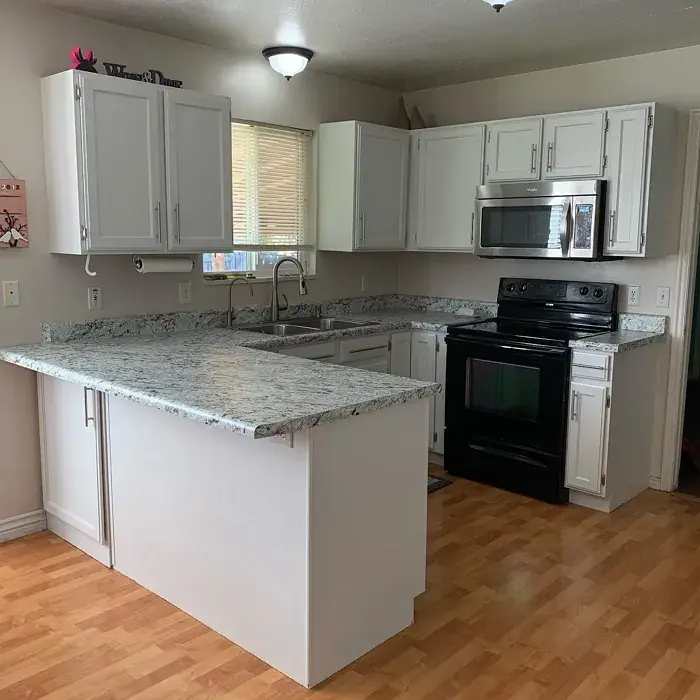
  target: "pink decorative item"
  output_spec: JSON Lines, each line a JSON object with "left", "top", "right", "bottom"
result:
{"left": 71, "top": 47, "right": 98, "bottom": 72}
{"left": 0, "top": 180, "right": 28, "bottom": 248}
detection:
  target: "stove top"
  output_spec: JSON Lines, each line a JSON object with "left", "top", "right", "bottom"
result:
{"left": 447, "top": 318, "right": 603, "bottom": 347}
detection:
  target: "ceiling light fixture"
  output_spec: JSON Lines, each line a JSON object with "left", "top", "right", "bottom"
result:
{"left": 483, "top": 0, "right": 514, "bottom": 12}
{"left": 262, "top": 46, "right": 314, "bottom": 80}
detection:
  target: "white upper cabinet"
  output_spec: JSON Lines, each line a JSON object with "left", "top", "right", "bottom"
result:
{"left": 318, "top": 121, "right": 408, "bottom": 252}
{"left": 413, "top": 125, "right": 485, "bottom": 251}
{"left": 357, "top": 124, "right": 409, "bottom": 250}
{"left": 542, "top": 111, "right": 606, "bottom": 179}
{"left": 565, "top": 382, "right": 608, "bottom": 496}
{"left": 41, "top": 71, "right": 232, "bottom": 255}
{"left": 164, "top": 90, "right": 233, "bottom": 252}
{"left": 485, "top": 118, "right": 543, "bottom": 182}
{"left": 603, "top": 106, "right": 650, "bottom": 256}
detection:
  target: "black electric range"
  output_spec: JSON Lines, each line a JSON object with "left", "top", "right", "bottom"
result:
{"left": 443, "top": 277, "right": 619, "bottom": 504}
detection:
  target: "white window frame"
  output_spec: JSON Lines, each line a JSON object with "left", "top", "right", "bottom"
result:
{"left": 203, "top": 119, "right": 316, "bottom": 282}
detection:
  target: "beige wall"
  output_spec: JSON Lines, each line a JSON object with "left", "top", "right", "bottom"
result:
{"left": 0, "top": 0, "right": 400, "bottom": 522}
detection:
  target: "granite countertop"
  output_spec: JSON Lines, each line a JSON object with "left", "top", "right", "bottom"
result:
{"left": 0, "top": 330, "right": 440, "bottom": 439}
{"left": 569, "top": 330, "right": 666, "bottom": 353}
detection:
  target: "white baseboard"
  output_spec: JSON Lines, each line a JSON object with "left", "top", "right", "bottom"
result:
{"left": 0, "top": 509, "right": 47, "bottom": 543}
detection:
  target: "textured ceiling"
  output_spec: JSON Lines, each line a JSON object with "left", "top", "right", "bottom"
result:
{"left": 33, "top": 0, "right": 700, "bottom": 91}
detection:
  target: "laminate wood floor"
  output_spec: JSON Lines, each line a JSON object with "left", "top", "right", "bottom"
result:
{"left": 4, "top": 480, "right": 700, "bottom": 699}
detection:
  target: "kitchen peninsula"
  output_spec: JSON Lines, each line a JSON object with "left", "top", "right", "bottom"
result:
{"left": 0, "top": 330, "right": 440, "bottom": 688}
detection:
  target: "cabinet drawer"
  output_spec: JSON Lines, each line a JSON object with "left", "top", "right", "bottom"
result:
{"left": 571, "top": 351, "right": 611, "bottom": 381}
{"left": 339, "top": 334, "right": 390, "bottom": 363}
{"left": 279, "top": 341, "right": 337, "bottom": 362}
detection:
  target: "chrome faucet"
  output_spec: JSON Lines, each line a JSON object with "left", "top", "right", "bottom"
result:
{"left": 227, "top": 277, "right": 254, "bottom": 327}
{"left": 271, "top": 257, "right": 308, "bottom": 322}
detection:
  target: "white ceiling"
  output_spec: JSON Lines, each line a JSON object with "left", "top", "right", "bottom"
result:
{"left": 35, "top": 0, "right": 700, "bottom": 91}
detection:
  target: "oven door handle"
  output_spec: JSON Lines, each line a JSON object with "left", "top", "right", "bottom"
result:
{"left": 494, "top": 343, "right": 569, "bottom": 357}
{"left": 448, "top": 337, "right": 569, "bottom": 358}
{"left": 559, "top": 199, "right": 572, "bottom": 256}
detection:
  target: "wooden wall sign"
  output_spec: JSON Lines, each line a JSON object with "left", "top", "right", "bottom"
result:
{"left": 0, "top": 180, "right": 28, "bottom": 248}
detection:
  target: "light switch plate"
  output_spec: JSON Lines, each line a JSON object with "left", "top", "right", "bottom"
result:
{"left": 627, "top": 286, "right": 640, "bottom": 307}
{"left": 2, "top": 281, "right": 19, "bottom": 307}
{"left": 656, "top": 286, "right": 671, "bottom": 308}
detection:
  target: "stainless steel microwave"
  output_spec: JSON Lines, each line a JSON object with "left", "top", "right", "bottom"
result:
{"left": 475, "top": 180, "right": 606, "bottom": 260}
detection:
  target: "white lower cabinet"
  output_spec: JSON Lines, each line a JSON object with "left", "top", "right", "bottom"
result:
{"left": 565, "top": 382, "right": 608, "bottom": 495}
{"left": 565, "top": 344, "right": 660, "bottom": 513}
{"left": 38, "top": 376, "right": 111, "bottom": 566}
{"left": 390, "top": 331, "right": 412, "bottom": 377}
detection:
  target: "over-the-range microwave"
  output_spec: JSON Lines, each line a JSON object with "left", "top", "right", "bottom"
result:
{"left": 475, "top": 180, "right": 609, "bottom": 260}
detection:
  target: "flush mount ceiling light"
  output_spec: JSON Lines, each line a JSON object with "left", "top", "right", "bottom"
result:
{"left": 483, "top": 0, "right": 515, "bottom": 12}
{"left": 262, "top": 46, "right": 314, "bottom": 80}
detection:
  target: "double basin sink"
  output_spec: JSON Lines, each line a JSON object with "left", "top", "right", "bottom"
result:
{"left": 239, "top": 317, "right": 380, "bottom": 337}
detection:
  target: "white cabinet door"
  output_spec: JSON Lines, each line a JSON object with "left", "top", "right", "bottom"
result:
{"left": 39, "top": 376, "right": 111, "bottom": 566}
{"left": 80, "top": 74, "right": 164, "bottom": 252}
{"left": 390, "top": 331, "right": 412, "bottom": 377}
{"left": 603, "top": 107, "right": 649, "bottom": 255}
{"left": 411, "top": 331, "right": 437, "bottom": 451}
{"left": 542, "top": 111, "right": 606, "bottom": 179}
{"left": 485, "top": 118, "right": 542, "bottom": 182}
{"left": 165, "top": 90, "right": 233, "bottom": 252}
{"left": 356, "top": 124, "right": 409, "bottom": 250}
{"left": 415, "top": 125, "right": 485, "bottom": 251}
{"left": 433, "top": 334, "right": 447, "bottom": 455}
{"left": 565, "top": 382, "right": 608, "bottom": 496}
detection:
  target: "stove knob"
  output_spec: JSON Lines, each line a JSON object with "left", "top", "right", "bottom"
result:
{"left": 506, "top": 283, "right": 516, "bottom": 293}
{"left": 579, "top": 286, "right": 590, "bottom": 297}
{"left": 593, "top": 287, "right": 604, "bottom": 299}
{"left": 519, "top": 282, "right": 528, "bottom": 293}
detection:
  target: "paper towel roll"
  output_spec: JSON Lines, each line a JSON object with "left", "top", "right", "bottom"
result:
{"left": 133, "top": 256, "right": 194, "bottom": 274}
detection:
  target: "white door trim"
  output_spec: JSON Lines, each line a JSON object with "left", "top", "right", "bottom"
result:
{"left": 661, "top": 110, "right": 700, "bottom": 492}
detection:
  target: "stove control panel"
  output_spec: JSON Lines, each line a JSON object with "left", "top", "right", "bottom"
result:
{"left": 499, "top": 278, "right": 617, "bottom": 306}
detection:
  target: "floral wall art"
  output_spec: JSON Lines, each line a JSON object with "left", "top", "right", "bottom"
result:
{"left": 0, "top": 179, "right": 28, "bottom": 248}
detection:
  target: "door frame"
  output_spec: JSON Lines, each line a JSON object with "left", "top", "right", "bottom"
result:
{"left": 662, "top": 110, "right": 700, "bottom": 491}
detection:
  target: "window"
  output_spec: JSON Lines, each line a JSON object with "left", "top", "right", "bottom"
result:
{"left": 203, "top": 121, "right": 313, "bottom": 278}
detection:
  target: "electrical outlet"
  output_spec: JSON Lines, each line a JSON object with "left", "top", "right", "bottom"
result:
{"left": 627, "top": 286, "right": 640, "bottom": 307}
{"left": 656, "top": 286, "right": 670, "bottom": 308}
{"left": 2, "top": 281, "right": 19, "bottom": 307}
{"left": 88, "top": 286, "right": 102, "bottom": 311}
{"left": 179, "top": 281, "right": 192, "bottom": 304}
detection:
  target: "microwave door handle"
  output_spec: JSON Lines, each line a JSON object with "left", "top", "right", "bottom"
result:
{"left": 559, "top": 200, "right": 572, "bottom": 256}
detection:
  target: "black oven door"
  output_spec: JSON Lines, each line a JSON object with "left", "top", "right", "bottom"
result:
{"left": 444, "top": 336, "right": 570, "bottom": 503}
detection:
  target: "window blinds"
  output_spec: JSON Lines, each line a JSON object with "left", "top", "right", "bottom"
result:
{"left": 231, "top": 122, "right": 311, "bottom": 249}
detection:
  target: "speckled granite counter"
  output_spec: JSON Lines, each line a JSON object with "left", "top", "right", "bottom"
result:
{"left": 0, "top": 330, "right": 440, "bottom": 438}
{"left": 569, "top": 330, "right": 666, "bottom": 353}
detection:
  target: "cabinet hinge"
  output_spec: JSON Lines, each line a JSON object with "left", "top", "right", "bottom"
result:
{"left": 648, "top": 113, "right": 654, "bottom": 129}
{"left": 641, "top": 231, "right": 646, "bottom": 248}
{"left": 80, "top": 225, "right": 88, "bottom": 241}
{"left": 488, "top": 131, "right": 492, "bottom": 143}
{"left": 603, "top": 155, "right": 608, "bottom": 170}
{"left": 435, "top": 338, "right": 440, "bottom": 353}
{"left": 433, "top": 432, "right": 438, "bottom": 444}
{"left": 486, "top": 163, "right": 490, "bottom": 176}
{"left": 606, "top": 395, "right": 611, "bottom": 409}
{"left": 605, "top": 118, "right": 610, "bottom": 132}
{"left": 75, "top": 85, "right": 82, "bottom": 101}
{"left": 388, "top": 340, "right": 392, "bottom": 352}
{"left": 417, "top": 139, "right": 420, "bottom": 150}
{"left": 601, "top": 474, "right": 606, "bottom": 487}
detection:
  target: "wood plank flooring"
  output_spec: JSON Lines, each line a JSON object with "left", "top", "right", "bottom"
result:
{"left": 4, "top": 479, "right": 700, "bottom": 699}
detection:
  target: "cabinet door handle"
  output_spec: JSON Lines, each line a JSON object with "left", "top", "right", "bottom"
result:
{"left": 174, "top": 204, "right": 181, "bottom": 243}
{"left": 470, "top": 212, "right": 475, "bottom": 245}
{"left": 608, "top": 210, "right": 616, "bottom": 246}
{"left": 84, "top": 387, "right": 95, "bottom": 428}
{"left": 531, "top": 143, "right": 538, "bottom": 173}
{"left": 547, "top": 142, "right": 554, "bottom": 171}
{"left": 155, "top": 202, "right": 162, "bottom": 242}
{"left": 570, "top": 391, "right": 578, "bottom": 421}
{"left": 349, "top": 345, "right": 388, "bottom": 354}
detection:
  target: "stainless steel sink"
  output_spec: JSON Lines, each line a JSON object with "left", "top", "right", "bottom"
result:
{"left": 239, "top": 323, "right": 318, "bottom": 336}
{"left": 293, "top": 317, "right": 381, "bottom": 331}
